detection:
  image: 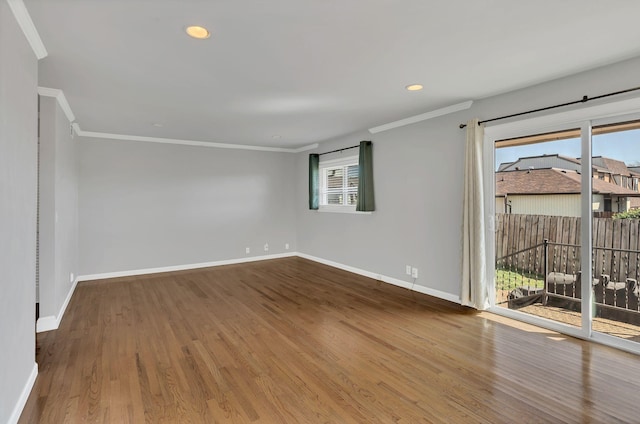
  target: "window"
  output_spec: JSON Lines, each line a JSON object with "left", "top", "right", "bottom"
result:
{"left": 319, "top": 156, "right": 358, "bottom": 210}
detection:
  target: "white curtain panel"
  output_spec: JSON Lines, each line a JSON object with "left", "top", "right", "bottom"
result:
{"left": 461, "top": 118, "right": 489, "bottom": 309}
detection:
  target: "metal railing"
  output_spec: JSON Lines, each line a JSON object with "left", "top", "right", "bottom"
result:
{"left": 496, "top": 240, "right": 640, "bottom": 324}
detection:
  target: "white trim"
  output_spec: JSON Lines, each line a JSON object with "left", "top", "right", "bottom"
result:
{"left": 317, "top": 208, "right": 372, "bottom": 215}
{"left": 368, "top": 100, "right": 473, "bottom": 134}
{"left": 7, "top": 362, "right": 38, "bottom": 424}
{"left": 297, "top": 253, "right": 461, "bottom": 304}
{"left": 294, "top": 143, "right": 319, "bottom": 153}
{"left": 37, "top": 87, "right": 76, "bottom": 123}
{"left": 36, "top": 277, "right": 79, "bottom": 333}
{"left": 75, "top": 252, "right": 460, "bottom": 304}
{"left": 580, "top": 121, "right": 593, "bottom": 336}
{"left": 34, "top": 85, "right": 322, "bottom": 153}
{"left": 6, "top": 0, "right": 48, "bottom": 59}
{"left": 35, "top": 315, "right": 56, "bottom": 333}
{"left": 76, "top": 129, "right": 310, "bottom": 153}
{"left": 77, "top": 252, "right": 297, "bottom": 282}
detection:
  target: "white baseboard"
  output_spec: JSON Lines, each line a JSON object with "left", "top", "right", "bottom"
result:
{"left": 35, "top": 315, "right": 57, "bottom": 333}
{"left": 77, "top": 252, "right": 297, "bottom": 282}
{"left": 296, "top": 253, "right": 461, "bottom": 304}
{"left": 36, "top": 277, "right": 79, "bottom": 333}
{"left": 7, "top": 362, "right": 38, "bottom": 424}
{"left": 76, "top": 251, "right": 459, "bottom": 306}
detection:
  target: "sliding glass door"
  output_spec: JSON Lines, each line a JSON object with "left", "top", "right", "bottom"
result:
{"left": 493, "top": 127, "right": 583, "bottom": 330}
{"left": 485, "top": 101, "right": 640, "bottom": 353}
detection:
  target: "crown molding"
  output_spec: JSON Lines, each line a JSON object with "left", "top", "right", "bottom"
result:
{"left": 368, "top": 100, "right": 473, "bottom": 134}
{"left": 7, "top": 0, "right": 48, "bottom": 59}
{"left": 75, "top": 129, "right": 307, "bottom": 153}
{"left": 293, "top": 143, "right": 319, "bottom": 153}
{"left": 35, "top": 85, "right": 357, "bottom": 154}
{"left": 37, "top": 87, "right": 76, "bottom": 122}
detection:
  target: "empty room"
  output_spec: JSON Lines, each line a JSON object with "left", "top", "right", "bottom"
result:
{"left": 3, "top": 1, "right": 640, "bottom": 423}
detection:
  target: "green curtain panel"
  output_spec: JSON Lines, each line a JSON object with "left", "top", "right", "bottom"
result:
{"left": 308, "top": 154, "right": 320, "bottom": 210}
{"left": 356, "top": 141, "right": 375, "bottom": 211}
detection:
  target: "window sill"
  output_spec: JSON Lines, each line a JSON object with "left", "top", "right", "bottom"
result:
{"left": 317, "top": 207, "right": 373, "bottom": 215}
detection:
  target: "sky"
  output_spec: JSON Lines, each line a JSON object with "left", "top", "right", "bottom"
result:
{"left": 495, "top": 129, "right": 640, "bottom": 170}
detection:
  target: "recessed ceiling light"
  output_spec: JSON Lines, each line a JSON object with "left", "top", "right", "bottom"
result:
{"left": 152, "top": 123, "right": 163, "bottom": 127}
{"left": 406, "top": 84, "right": 423, "bottom": 91}
{"left": 272, "top": 135, "right": 281, "bottom": 139}
{"left": 186, "top": 25, "right": 210, "bottom": 39}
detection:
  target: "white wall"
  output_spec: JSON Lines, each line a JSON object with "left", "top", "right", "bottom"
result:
{"left": 295, "top": 56, "right": 640, "bottom": 300}
{"left": 78, "top": 139, "right": 297, "bottom": 275}
{"left": 37, "top": 96, "right": 79, "bottom": 328}
{"left": 0, "top": 2, "right": 38, "bottom": 422}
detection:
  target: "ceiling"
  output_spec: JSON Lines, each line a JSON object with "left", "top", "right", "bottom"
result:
{"left": 24, "top": 0, "right": 640, "bottom": 149}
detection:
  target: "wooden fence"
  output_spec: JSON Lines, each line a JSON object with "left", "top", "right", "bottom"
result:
{"left": 496, "top": 213, "right": 640, "bottom": 282}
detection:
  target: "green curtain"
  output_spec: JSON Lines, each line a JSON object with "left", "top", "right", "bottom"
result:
{"left": 356, "top": 141, "right": 375, "bottom": 211}
{"left": 308, "top": 154, "right": 319, "bottom": 210}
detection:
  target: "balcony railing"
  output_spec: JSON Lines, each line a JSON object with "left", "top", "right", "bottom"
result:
{"left": 496, "top": 240, "right": 640, "bottom": 325}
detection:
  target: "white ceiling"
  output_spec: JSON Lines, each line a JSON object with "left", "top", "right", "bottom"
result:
{"left": 23, "top": 0, "right": 640, "bottom": 149}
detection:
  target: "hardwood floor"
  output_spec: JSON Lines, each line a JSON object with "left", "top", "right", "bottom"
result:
{"left": 20, "top": 257, "right": 640, "bottom": 423}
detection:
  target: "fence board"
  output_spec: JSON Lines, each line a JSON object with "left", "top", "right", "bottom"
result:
{"left": 629, "top": 221, "right": 639, "bottom": 283}
{"left": 594, "top": 218, "right": 607, "bottom": 280}
{"left": 496, "top": 214, "right": 640, "bottom": 283}
{"left": 620, "top": 219, "right": 631, "bottom": 281}
{"left": 611, "top": 219, "right": 622, "bottom": 281}
{"left": 567, "top": 217, "right": 579, "bottom": 277}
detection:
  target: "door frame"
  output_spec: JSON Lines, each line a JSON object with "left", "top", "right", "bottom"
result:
{"left": 483, "top": 96, "right": 640, "bottom": 355}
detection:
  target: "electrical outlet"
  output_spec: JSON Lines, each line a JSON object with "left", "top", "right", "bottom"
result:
{"left": 245, "top": 247, "right": 250, "bottom": 254}
{"left": 405, "top": 265, "right": 412, "bottom": 275}
{"left": 285, "top": 243, "right": 290, "bottom": 250}
{"left": 70, "top": 273, "right": 74, "bottom": 283}
{"left": 264, "top": 243, "right": 269, "bottom": 252}
{"left": 411, "top": 267, "right": 419, "bottom": 278}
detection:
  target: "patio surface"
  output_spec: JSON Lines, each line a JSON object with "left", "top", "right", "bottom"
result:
{"left": 517, "top": 303, "right": 640, "bottom": 342}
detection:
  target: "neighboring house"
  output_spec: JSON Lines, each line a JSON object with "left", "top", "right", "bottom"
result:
{"left": 495, "top": 168, "right": 640, "bottom": 217}
{"left": 499, "top": 154, "right": 584, "bottom": 173}
{"left": 498, "top": 154, "right": 640, "bottom": 192}
{"left": 591, "top": 156, "right": 640, "bottom": 191}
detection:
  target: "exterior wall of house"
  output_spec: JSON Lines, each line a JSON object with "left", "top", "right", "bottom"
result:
{"left": 592, "top": 195, "right": 603, "bottom": 212}
{"left": 496, "top": 194, "right": 629, "bottom": 216}
{"left": 501, "top": 194, "right": 582, "bottom": 217}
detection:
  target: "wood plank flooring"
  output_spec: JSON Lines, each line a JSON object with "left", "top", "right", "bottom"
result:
{"left": 20, "top": 257, "right": 640, "bottom": 423}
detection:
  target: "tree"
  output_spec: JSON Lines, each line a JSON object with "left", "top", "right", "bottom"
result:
{"left": 613, "top": 209, "right": 640, "bottom": 219}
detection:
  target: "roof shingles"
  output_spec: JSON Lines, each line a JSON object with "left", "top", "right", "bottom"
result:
{"left": 496, "top": 168, "right": 640, "bottom": 196}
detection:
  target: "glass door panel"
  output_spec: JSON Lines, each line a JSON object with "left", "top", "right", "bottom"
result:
{"left": 494, "top": 129, "right": 583, "bottom": 329}
{"left": 590, "top": 119, "right": 640, "bottom": 342}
